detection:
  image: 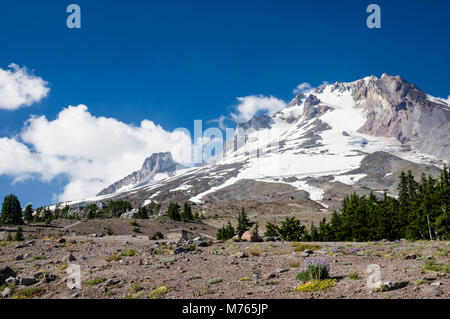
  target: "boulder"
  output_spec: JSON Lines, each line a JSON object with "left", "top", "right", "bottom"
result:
{"left": 149, "top": 231, "right": 164, "bottom": 240}
{"left": 62, "top": 254, "right": 76, "bottom": 263}
{"left": 0, "top": 267, "right": 17, "bottom": 285}
{"left": 20, "top": 277, "right": 38, "bottom": 286}
{"left": 241, "top": 230, "right": 259, "bottom": 242}
{"left": 44, "top": 274, "right": 56, "bottom": 283}
{"left": 5, "top": 277, "right": 17, "bottom": 285}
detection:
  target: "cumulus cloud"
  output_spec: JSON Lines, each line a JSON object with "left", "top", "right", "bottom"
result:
{"left": 0, "top": 63, "right": 50, "bottom": 110}
{"left": 292, "top": 82, "right": 312, "bottom": 95}
{"left": 0, "top": 105, "right": 194, "bottom": 201}
{"left": 231, "top": 95, "right": 287, "bottom": 122}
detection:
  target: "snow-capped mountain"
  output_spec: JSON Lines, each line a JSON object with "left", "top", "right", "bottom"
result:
{"left": 70, "top": 74, "right": 448, "bottom": 213}
{"left": 97, "top": 152, "right": 178, "bottom": 196}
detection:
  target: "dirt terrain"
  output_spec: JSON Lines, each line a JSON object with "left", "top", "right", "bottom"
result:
{"left": 0, "top": 219, "right": 449, "bottom": 299}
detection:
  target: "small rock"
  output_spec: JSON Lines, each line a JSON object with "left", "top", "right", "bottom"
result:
{"left": 0, "top": 266, "right": 17, "bottom": 284}
{"left": 25, "top": 240, "right": 35, "bottom": 246}
{"left": 44, "top": 274, "right": 56, "bottom": 283}
{"left": 5, "top": 277, "right": 17, "bottom": 285}
{"left": 21, "top": 277, "right": 38, "bottom": 286}
{"left": 57, "top": 238, "right": 66, "bottom": 244}
{"left": 106, "top": 278, "right": 121, "bottom": 286}
{"left": 174, "top": 247, "right": 187, "bottom": 254}
{"left": 422, "top": 286, "right": 444, "bottom": 296}
{"left": 231, "top": 252, "right": 248, "bottom": 258}
{"left": 264, "top": 273, "right": 277, "bottom": 280}
{"left": 430, "top": 281, "right": 441, "bottom": 287}
{"left": 263, "top": 236, "right": 276, "bottom": 242}
{"left": 71, "top": 292, "right": 80, "bottom": 298}
{"left": 404, "top": 254, "right": 416, "bottom": 260}
{"left": 300, "top": 252, "right": 310, "bottom": 258}
{"left": 62, "top": 254, "right": 76, "bottom": 262}
{"left": 277, "top": 268, "right": 289, "bottom": 274}
{"left": 15, "top": 255, "right": 24, "bottom": 261}
{"left": 425, "top": 256, "right": 433, "bottom": 260}
{"left": 303, "top": 249, "right": 313, "bottom": 254}
{"left": 149, "top": 231, "right": 164, "bottom": 240}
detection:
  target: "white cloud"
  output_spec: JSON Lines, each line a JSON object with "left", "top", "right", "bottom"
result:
{"left": 0, "top": 63, "right": 50, "bottom": 110}
{"left": 0, "top": 105, "right": 194, "bottom": 202}
{"left": 231, "top": 95, "right": 287, "bottom": 122}
{"left": 207, "top": 114, "right": 227, "bottom": 130}
{"left": 292, "top": 82, "right": 312, "bottom": 95}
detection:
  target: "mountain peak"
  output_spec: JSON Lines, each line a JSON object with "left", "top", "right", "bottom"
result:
{"left": 97, "top": 151, "right": 177, "bottom": 196}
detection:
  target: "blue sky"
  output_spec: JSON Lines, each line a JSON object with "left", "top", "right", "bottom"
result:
{"left": 0, "top": 0, "right": 449, "bottom": 207}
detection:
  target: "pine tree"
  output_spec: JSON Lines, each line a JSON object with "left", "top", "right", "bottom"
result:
{"left": 180, "top": 202, "right": 193, "bottom": 221}
{"left": 278, "top": 217, "right": 305, "bottom": 242}
{"left": 236, "top": 207, "right": 253, "bottom": 239}
{"left": 264, "top": 222, "right": 279, "bottom": 237}
{"left": 216, "top": 222, "right": 235, "bottom": 241}
{"left": 0, "top": 194, "right": 23, "bottom": 225}
{"left": 167, "top": 202, "right": 181, "bottom": 221}
{"left": 310, "top": 223, "right": 319, "bottom": 242}
{"left": 137, "top": 206, "right": 149, "bottom": 219}
{"left": 23, "top": 204, "right": 33, "bottom": 223}
{"left": 14, "top": 225, "right": 24, "bottom": 241}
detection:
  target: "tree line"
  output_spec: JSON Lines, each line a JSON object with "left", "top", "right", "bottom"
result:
{"left": 1, "top": 167, "right": 449, "bottom": 242}
{"left": 263, "top": 167, "right": 450, "bottom": 241}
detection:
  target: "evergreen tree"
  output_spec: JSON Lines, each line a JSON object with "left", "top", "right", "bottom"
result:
{"left": 310, "top": 223, "right": 319, "bottom": 242}
{"left": 236, "top": 207, "right": 253, "bottom": 239}
{"left": 278, "top": 217, "right": 305, "bottom": 242}
{"left": 34, "top": 207, "right": 43, "bottom": 223}
{"left": 264, "top": 222, "right": 279, "bottom": 237}
{"left": 0, "top": 194, "right": 23, "bottom": 225}
{"left": 85, "top": 203, "right": 98, "bottom": 219}
{"left": 23, "top": 204, "right": 33, "bottom": 223}
{"left": 14, "top": 225, "right": 24, "bottom": 241}
{"left": 167, "top": 202, "right": 181, "bottom": 221}
{"left": 216, "top": 222, "right": 235, "bottom": 241}
{"left": 180, "top": 202, "right": 193, "bottom": 221}
{"left": 137, "top": 206, "right": 149, "bottom": 219}
{"left": 43, "top": 208, "right": 53, "bottom": 224}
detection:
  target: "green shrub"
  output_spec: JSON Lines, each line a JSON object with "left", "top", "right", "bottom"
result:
{"left": 349, "top": 272, "right": 360, "bottom": 280}
{"left": 85, "top": 278, "right": 107, "bottom": 286}
{"left": 296, "top": 258, "right": 330, "bottom": 283}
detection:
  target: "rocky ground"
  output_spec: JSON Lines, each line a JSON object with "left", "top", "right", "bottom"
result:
{"left": 0, "top": 219, "right": 449, "bottom": 299}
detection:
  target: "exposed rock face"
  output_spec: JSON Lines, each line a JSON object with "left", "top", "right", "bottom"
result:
{"left": 97, "top": 152, "right": 177, "bottom": 196}
{"left": 236, "top": 114, "right": 274, "bottom": 131}
{"left": 302, "top": 95, "right": 332, "bottom": 120}
{"left": 352, "top": 74, "right": 449, "bottom": 161}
